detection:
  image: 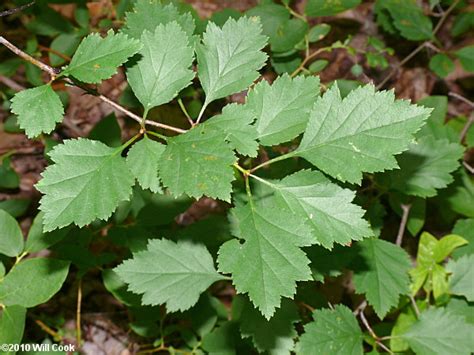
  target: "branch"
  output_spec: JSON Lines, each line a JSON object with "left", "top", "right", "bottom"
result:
{"left": 396, "top": 203, "right": 411, "bottom": 246}
{"left": 358, "top": 303, "right": 394, "bottom": 354}
{"left": 0, "top": 1, "right": 35, "bottom": 17}
{"left": 0, "top": 35, "right": 186, "bottom": 135}
{"left": 449, "top": 92, "right": 474, "bottom": 108}
{"left": 0, "top": 36, "right": 58, "bottom": 77}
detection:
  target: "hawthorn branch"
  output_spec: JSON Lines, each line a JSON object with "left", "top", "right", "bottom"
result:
{"left": 358, "top": 302, "right": 394, "bottom": 354}
{"left": 396, "top": 203, "right": 411, "bottom": 246}
{"left": 0, "top": 1, "right": 35, "bottom": 17}
{"left": 0, "top": 35, "right": 186, "bottom": 135}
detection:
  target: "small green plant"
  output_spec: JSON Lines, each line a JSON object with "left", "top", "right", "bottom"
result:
{"left": 0, "top": 0, "right": 473, "bottom": 354}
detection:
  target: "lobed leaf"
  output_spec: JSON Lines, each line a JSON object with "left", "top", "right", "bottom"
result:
{"left": 36, "top": 139, "right": 134, "bottom": 231}
{"left": 218, "top": 203, "right": 312, "bottom": 319}
{"left": 123, "top": 0, "right": 195, "bottom": 40}
{"left": 296, "top": 305, "right": 363, "bottom": 355}
{"left": 11, "top": 84, "right": 64, "bottom": 138}
{"left": 296, "top": 84, "right": 431, "bottom": 184}
{"left": 115, "top": 238, "right": 224, "bottom": 312}
{"left": 126, "top": 136, "right": 165, "bottom": 193}
{"left": 402, "top": 308, "right": 474, "bottom": 355}
{"left": 352, "top": 238, "right": 411, "bottom": 318}
{"left": 204, "top": 103, "right": 259, "bottom": 157}
{"left": 157, "top": 125, "right": 236, "bottom": 202}
{"left": 197, "top": 17, "right": 268, "bottom": 106}
{"left": 62, "top": 30, "right": 142, "bottom": 84}
{"left": 247, "top": 74, "right": 320, "bottom": 146}
{"left": 127, "top": 22, "right": 195, "bottom": 112}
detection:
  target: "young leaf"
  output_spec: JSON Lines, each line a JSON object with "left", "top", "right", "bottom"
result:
{"left": 11, "top": 84, "right": 64, "bottom": 138}
{"left": 247, "top": 75, "right": 320, "bottom": 146}
{"left": 0, "top": 209, "right": 24, "bottom": 257}
{"left": 218, "top": 204, "right": 312, "bottom": 319}
{"left": 126, "top": 136, "right": 165, "bottom": 193}
{"left": 157, "top": 125, "right": 236, "bottom": 201}
{"left": 202, "top": 321, "right": 248, "bottom": 354}
{"left": 352, "top": 238, "right": 411, "bottom": 318}
{"left": 239, "top": 298, "right": 299, "bottom": 354}
{"left": 447, "top": 255, "right": 474, "bottom": 302}
{"left": 402, "top": 308, "right": 474, "bottom": 355}
{"left": 25, "top": 212, "right": 69, "bottom": 253}
{"left": 127, "top": 22, "right": 195, "bottom": 112}
{"left": 36, "top": 139, "right": 134, "bottom": 231}
{"left": 62, "top": 30, "right": 142, "bottom": 84}
{"left": 123, "top": 0, "right": 195, "bottom": 40}
{"left": 0, "top": 258, "right": 70, "bottom": 308}
{"left": 456, "top": 45, "right": 474, "bottom": 72}
{"left": 0, "top": 306, "right": 26, "bottom": 348}
{"left": 296, "top": 305, "right": 363, "bottom": 355}
{"left": 379, "top": 137, "right": 464, "bottom": 197}
{"left": 197, "top": 17, "right": 268, "bottom": 106}
{"left": 255, "top": 170, "right": 372, "bottom": 249}
{"left": 114, "top": 239, "right": 224, "bottom": 312}
{"left": 296, "top": 84, "right": 431, "bottom": 184}
{"left": 203, "top": 103, "right": 259, "bottom": 157}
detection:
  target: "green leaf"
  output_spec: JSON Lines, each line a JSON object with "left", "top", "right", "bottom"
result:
{"left": 0, "top": 209, "right": 24, "bottom": 257}
{"left": 451, "top": 12, "right": 474, "bottom": 37}
{"left": 197, "top": 17, "right": 268, "bottom": 105}
{"left": 218, "top": 203, "right": 312, "bottom": 319}
{"left": 239, "top": 298, "right": 299, "bottom": 354}
{"left": 378, "top": 0, "right": 433, "bottom": 41}
{"left": 402, "top": 308, "right": 474, "bottom": 355}
{"left": 306, "top": 0, "right": 361, "bottom": 17}
{"left": 0, "top": 258, "right": 70, "bottom": 308}
{"left": 308, "top": 24, "right": 331, "bottom": 43}
{"left": 202, "top": 321, "right": 248, "bottom": 355}
{"left": 203, "top": 103, "right": 259, "bottom": 157}
{"left": 62, "top": 30, "right": 142, "bottom": 83}
{"left": 271, "top": 19, "right": 308, "bottom": 53}
{"left": 456, "top": 45, "right": 474, "bottom": 72}
{"left": 0, "top": 306, "right": 26, "bottom": 349}
{"left": 416, "top": 95, "right": 459, "bottom": 142}
{"left": 88, "top": 113, "right": 122, "bottom": 147}
{"left": 115, "top": 239, "right": 224, "bottom": 312}
{"left": 126, "top": 136, "right": 165, "bottom": 193}
{"left": 352, "top": 238, "right": 411, "bottom": 318}
{"left": 452, "top": 219, "right": 474, "bottom": 259}
{"left": 127, "top": 22, "right": 195, "bottom": 112}
{"left": 247, "top": 4, "right": 290, "bottom": 52}
{"left": 255, "top": 170, "right": 372, "bottom": 249}
{"left": 429, "top": 54, "right": 455, "bottom": 78}
{"left": 49, "top": 32, "right": 81, "bottom": 67}
{"left": 11, "top": 84, "right": 64, "bottom": 138}
{"left": 123, "top": 0, "right": 195, "bottom": 40}
{"left": 296, "top": 84, "right": 430, "bottom": 184}
{"left": 447, "top": 255, "right": 474, "bottom": 302}
{"left": 25, "top": 212, "right": 69, "bottom": 253}
{"left": 157, "top": 125, "right": 236, "bottom": 201}
{"left": 296, "top": 305, "right": 363, "bottom": 355}
{"left": 36, "top": 139, "right": 134, "bottom": 231}
{"left": 247, "top": 75, "right": 320, "bottom": 146}
{"left": 0, "top": 158, "right": 19, "bottom": 189}
{"left": 308, "top": 59, "right": 329, "bottom": 73}
{"left": 102, "top": 269, "right": 142, "bottom": 306}
{"left": 380, "top": 137, "right": 464, "bottom": 197}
